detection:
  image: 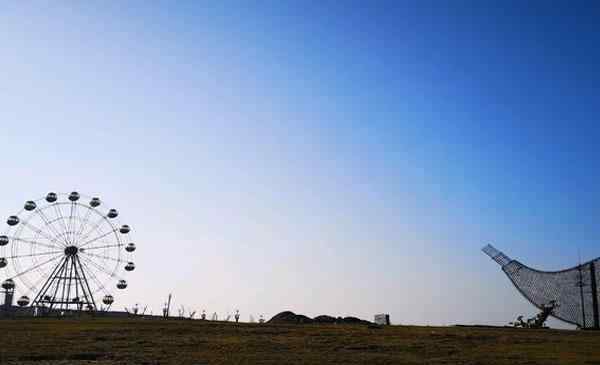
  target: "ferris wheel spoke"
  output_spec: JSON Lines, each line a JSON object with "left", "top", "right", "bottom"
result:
{"left": 9, "top": 234, "right": 64, "bottom": 251}
{"left": 5, "top": 250, "right": 63, "bottom": 259}
{"left": 73, "top": 204, "right": 93, "bottom": 246}
{"left": 68, "top": 202, "right": 79, "bottom": 245}
{"left": 80, "top": 250, "right": 123, "bottom": 263}
{"left": 79, "top": 254, "right": 122, "bottom": 280}
{"left": 28, "top": 269, "right": 56, "bottom": 295}
{"left": 67, "top": 202, "right": 74, "bottom": 244}
{"left": 20, "top": 221, "right": 64, "bottom": 247}
{"left": 78, "top": 229, "right": 118, "bottom": 248}
{"left": 52, "top": 203, "right": 71, "bottom": 242}
{"left": 76, "top": 215, "right": 108, "bottom": 245}
{"left": 35, "top": 209, "right": 64, "bottom": 244}
{"left": 8, "top": 237, "right": 53, "bottom": 240}
{"left": 77, "top": 256, "right": 109, "bottom": 294}
{"left": 81, "top": 243, "right": 124, "bottom": 251}
{"left": 8, "top": 254, "right": 63, "bottom": 280}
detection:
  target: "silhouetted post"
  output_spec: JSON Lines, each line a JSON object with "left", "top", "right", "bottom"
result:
{"left": 162, "top": 294, "right": 172, "bottom": 319}
{"left": 590, "top": 262, "right": 599, "bottom": 329}
{"left": 578, "top": 264, "right": 587, "bottom": 328}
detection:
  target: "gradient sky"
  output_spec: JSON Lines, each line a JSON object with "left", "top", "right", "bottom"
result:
{"left": 1, "top": 2, "right": 599, "bottom": 328}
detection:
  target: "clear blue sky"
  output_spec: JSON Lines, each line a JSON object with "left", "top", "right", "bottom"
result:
{"left": 1, "top": 1, "right": 599, "bottom": 327}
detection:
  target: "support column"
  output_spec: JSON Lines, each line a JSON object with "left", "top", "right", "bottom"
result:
{"left": 579, "top": 265, "right": 587, "bottom": 328}
{"left": 590, "top": 261, "right": 599, "bottom": 329}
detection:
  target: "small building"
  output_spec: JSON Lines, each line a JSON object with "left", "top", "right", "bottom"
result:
{"left": 374, "top": 313, "right": 390, "bottom": 325}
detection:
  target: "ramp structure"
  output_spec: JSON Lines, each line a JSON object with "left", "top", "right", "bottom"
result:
{"left": 483, "top": 244, "right": 600, "bottom": 329}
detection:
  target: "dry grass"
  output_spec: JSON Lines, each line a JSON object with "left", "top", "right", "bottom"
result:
{"left": 1, "top": 318, "right": 600, "bottom": 364}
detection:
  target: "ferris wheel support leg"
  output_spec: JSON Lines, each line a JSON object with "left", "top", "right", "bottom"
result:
{"left": 31, "top": 256, "right": 67, "bottom": 311}
{"left": 59, "top": 259, "right": 70, "bottom": 312}
{"left": 64, "top": 256, "right": 76, "bottom": 311}
{"left": 75, "top": 255, "right": 97, "bottom": 311}
{"left": 71, "top": 258, "right": 83, "bottom": 314}
{"left": 48, "top": 258, "right": 69, "bottom": 314}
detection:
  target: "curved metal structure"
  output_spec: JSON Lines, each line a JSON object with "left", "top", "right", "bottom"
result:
{"left": 483, "top": 244, "right": 600, "bottom": 329}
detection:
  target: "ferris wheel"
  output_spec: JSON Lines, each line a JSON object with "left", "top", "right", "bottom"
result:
{"left": 0, "top": 192, "right": 136, "bottom": 311}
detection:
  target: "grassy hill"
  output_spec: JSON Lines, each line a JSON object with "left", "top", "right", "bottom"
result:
{"left": 1, "top": 318, "right": 599, "bottom": 364}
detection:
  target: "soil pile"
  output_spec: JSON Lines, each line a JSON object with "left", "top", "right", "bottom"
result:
{"left": 269, "top": 311, "right": 371, "bottom": 325}
{"left": 338, "top": 316, "right": 371, "bottom": 325}
{"left": 313, "top": 315, "right": 336, "bottom": 324}
{"left": 268, "top": 311, "right": 313, "bottom": 324}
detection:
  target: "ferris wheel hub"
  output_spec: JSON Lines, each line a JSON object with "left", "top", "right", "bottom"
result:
{"left": 64, "top": 245, "right": 78, "bottom": 256}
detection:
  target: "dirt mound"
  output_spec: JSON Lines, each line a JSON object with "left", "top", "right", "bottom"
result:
{"left": 338, "top": 316, "right": 371, "bottom": 325}
{"left": 314, "top": 315, "right": 371, "bottom": 325}
{"left": 269, "top": 312, "right": 371, "bottom": 325}
{"left": 313, "top": 315, "right": 337, "bottom": 324}
{"left": 268, "top": 311, "right": 314, "bottom": 324}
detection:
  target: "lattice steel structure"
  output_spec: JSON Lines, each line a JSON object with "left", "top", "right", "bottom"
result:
{"left": 483, "top": 244, "right": 600, "bottom": 329}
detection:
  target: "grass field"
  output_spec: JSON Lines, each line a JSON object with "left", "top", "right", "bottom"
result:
{"left": 1, "top": 318, "right": 600, "bottom": 364}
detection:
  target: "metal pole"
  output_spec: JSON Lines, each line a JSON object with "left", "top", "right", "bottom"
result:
{"left": 590, "top": 261, "right": 599, "bottom": 329}
{"left": 75, "top": 255, "right": 97, "bottom": 310}
{"left": 578, "top": 264, "right": 587, "bottom": 328}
